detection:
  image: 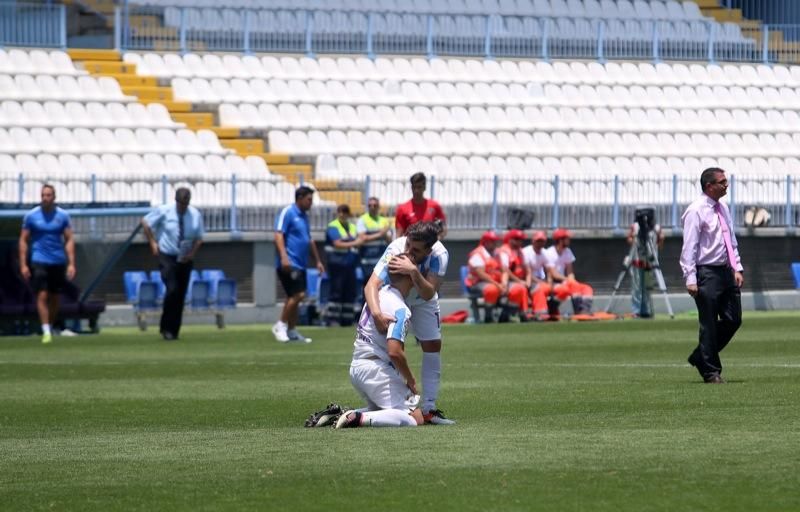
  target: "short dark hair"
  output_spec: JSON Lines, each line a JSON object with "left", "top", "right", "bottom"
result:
{"left": 409, "top": 172, "right": 426, "bottom": 186}
{"left": 336, "top": 204, "right": 351, "bottom": 215}
{"left": 700, "top": 167, "right": 725, "bottom": 191}
{"left": 41, "top": 184, "right": 55, "bottom": 195}
{"left": 295, "top": 186, "right": 314, "bottom": 201}
{"left": 175, "top": 187, "right": 191, "bottom": 204}
{"left": 405, "top": 221, "right": 439, "bottom": 249}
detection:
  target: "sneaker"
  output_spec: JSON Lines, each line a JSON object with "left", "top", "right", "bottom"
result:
{"left": 334, "top": 410, "right": 362, "bottom": 429}
{"left": 41, "top": 333, "right": 52, "bottom": 344}
{"left": 287, "top": 328, "right": 312, "bottom": 343}
{"left": 271, "top": 323, "right": 289, "bottom": 343}
{"left": 423, "top": 409, "right": 455, "bottom": 425}
{"left": 304, "top": 402, "right": 343, "bottom": 428}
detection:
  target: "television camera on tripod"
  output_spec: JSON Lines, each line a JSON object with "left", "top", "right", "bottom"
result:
{"left": 605, "top": 207, "right": 674, "bottom": 319}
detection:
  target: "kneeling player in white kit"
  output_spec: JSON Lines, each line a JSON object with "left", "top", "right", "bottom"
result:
{"left": 362, "top": 221, "right": 455, "bottom": 425}
{"left": 336, "top": 259, "right": 425, "bottom": 428}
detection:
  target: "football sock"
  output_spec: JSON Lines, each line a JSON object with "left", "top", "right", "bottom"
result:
{"left": 361, "top": 409, "right": 417, "bottom": 427}
{"left": 42, "top": 324, "right": 51, "bottom": 335}
{"left": 421, "top": 351, "right": 441, "bottom": 413}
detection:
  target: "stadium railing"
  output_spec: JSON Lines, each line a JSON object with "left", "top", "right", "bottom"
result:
{"left": 115, "top": 5, "right": 779, "bottom": 64}
{"left": 3, "top": 2, "right": 797, "bottom": 64}
{"left": 3, "top": 173, "right": 799, "bottom": 234}
{"left": 0, "top": 2, "right": 66, "bottom": 49}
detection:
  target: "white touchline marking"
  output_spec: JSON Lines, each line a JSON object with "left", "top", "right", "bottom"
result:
{"left": 0, "top": 361, "right": 798, "bottom": 369}
{"left": 456, "top": 362, "right": 800, "bottom": 369}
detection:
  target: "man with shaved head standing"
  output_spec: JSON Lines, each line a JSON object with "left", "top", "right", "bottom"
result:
{"left": 19, "top": 184, "right": 75, "bottom": 344}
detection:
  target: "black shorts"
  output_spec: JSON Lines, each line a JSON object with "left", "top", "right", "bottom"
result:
{"left": 30, "top": 263, "right": 67, "bottom": 293}
{"left": 277, "top": 267, "right": 307, "bottom": 297}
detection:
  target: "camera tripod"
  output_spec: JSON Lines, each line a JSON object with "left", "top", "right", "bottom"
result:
{"left": 605, "top": 235, "right": 674, "bottom": 319}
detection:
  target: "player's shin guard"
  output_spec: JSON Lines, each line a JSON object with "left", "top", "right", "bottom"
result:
{"left": 360, "top": 409, "right": 418, "bottom": 427}
{"left": 421, "top": 351, "right": 441, "bottom": 413}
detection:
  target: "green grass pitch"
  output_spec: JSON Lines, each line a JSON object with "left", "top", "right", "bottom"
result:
{"left": 1, "top": 313, "right": 799, "bottom": 511}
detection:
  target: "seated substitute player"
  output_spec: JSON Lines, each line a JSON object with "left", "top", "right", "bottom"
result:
{"left": 335, "top": 259, "right": 425, "bottom": 429}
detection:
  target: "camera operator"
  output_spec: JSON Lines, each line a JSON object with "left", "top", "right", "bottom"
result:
{"left": 626, "top": 208, "right": 664, "bottom": 318}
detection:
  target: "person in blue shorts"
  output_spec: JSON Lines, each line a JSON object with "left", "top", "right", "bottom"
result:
{"left": 272, "top": 185, "right": 325, "bottom": 343}
{"left": 18, "top": 184, "right": 76, "bottom": 344}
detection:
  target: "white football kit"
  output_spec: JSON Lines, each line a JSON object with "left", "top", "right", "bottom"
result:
{"left": 350, "top": 285, "right": 419, "bottom": 412}
{"left": 372, "top": 237, "right": 449, "bottom": 341}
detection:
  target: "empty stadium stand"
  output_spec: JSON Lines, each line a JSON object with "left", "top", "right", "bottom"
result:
{"left": 116, "top": 52, "right": 800, "bottom": 186}
{"left": 112, "top": 0, "right": 769, "bottom": 65}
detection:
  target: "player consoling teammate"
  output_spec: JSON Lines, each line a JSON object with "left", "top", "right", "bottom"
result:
{"left": 305, "top": 221, "right": 454, "bottom": 428}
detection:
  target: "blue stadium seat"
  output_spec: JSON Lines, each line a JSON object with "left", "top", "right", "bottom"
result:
{"left": 299, "top": 268, "right": 322, "bottom": 326}
{"left": 216, "top": 279, "right": 237, "bottom": 309}
{"left": 149, "top": 270, "right": 165, "bottom": 302}
{"left": 185, "top": 269, "right": 201, "bottom": 299}
{"left": 461, "top": 264, "right": 485, "bottom": 323}
{"left": 123, "top": 271, "right": 149, "bottom": 303}
{"left": 189, "top": 279, "right": 212, "bottom": 309}
{"left": 318, "top": 273, "right": 330, "bottom": 306}
{"left": 306, "top": 268, "right": 321, "bottom": 302}
{"left": 355, "top": 266, "right": 365, "bottom": 304}
{"left": 792, "top": 263, "right": 800, "bottom": 289}
{"left": 201, "top": 268, "right": 226, "bottom": 299}
{"left": 459, "top": 265, "right": 472, "bottom": 297}
{"left": 135, "top": 281, "right": 160, "bottom": 312}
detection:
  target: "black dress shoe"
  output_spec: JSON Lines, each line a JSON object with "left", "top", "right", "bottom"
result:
{"left": 704, "top": 374, "right": 725, "bottom": 384}
{"left": 687, "top": 354, "right": 706, "bottom": 380}
{"left": 162, "top": 332, "right": 176, "bottom": 341}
